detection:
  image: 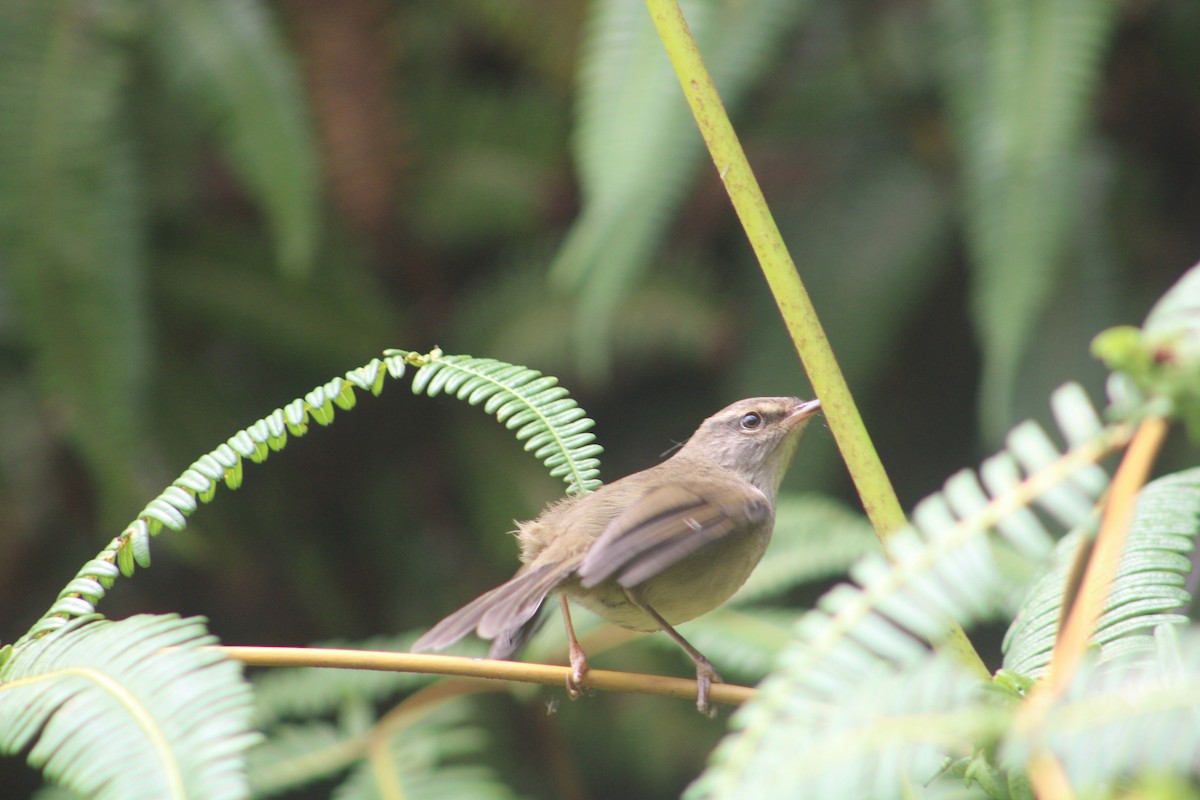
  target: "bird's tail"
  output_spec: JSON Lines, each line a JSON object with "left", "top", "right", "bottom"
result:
{"left": 411, "top": 561, "right": 570, "bottom": 660}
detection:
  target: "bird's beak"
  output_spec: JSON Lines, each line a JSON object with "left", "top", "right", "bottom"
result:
{"left": 787, "top": 398, "right": 822, "bottom": 423}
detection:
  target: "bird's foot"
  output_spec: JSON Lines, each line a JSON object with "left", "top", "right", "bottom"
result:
{"left": 566, "top": 639, "right": 589, "bottom": 699}
{"left": 695, "top": 658, "right": 723, "bottom": 717}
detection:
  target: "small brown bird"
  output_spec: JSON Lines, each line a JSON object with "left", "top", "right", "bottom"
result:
{"left": 413, "top": 396, "right": 821, "bottom": 712}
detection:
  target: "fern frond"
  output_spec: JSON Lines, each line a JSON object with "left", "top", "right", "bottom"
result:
{"left": 17, "top": 351, "right": 601, "bottom": 646}
{"left": 145, "top": 0, "right": 320, "bottom": 275}
{"left": 1004, "top": 624, "right": 1200, "bottom": 792}
{"left": 15, "top": 353, "right": 405, "bottom": 645}
{"left": 0, "top": 614, "right": 256, "bottom": 800}
{"left": 0, "top": 1, "right": 150, "bottom": 525}
{"left": 934, "top": 0, "right": 1119, "bottom": 437}
{"left": 247, "top": 722, "right": 343, "bottom": 797}
{"left": 402, "top": 351, "right": 603, "bottom": 496}
{"left": 335, "top": 753, "right": 519, "bottom": 800}
{"left": 552, "top": 0, "right": 814, "bottom": 370}
{"left": 248, "top": 702, "right": 516, "bottom": 799}
{"left": 1004, "top": 468, "right": 1200, "bottom": 678}
{"left": 690, "top": 383, "right": 1126, "bottom": 798}
{"left": 689, "top": 651, "right": 1002, "bottom": 800}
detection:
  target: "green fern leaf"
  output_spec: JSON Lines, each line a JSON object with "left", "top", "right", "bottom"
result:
{"left": 248, "top": 703, "right": 516, "bottom": 800}
{"left": 145, "top": 0, "right": 320, "bottom": 275}
{"left": 0, "top": 614, "right": 257, "bottom": 800}
{"left": 403, "top": 352, "right": 603, "bottom": 495}
{"left": 935, "top": 0, "right": 1118, "bottom": 439}
{"left": 1003, "top": 467, "right": 1200, "bottom": 678}
{"left": 247, "top": 722, "right": 343, "bottom": 797}
{"left": 688, "top": 652, "right": 999, "bottom": 800}
{"left": 1004, "top": 624, "right": 1200, "bottom": 792}
{"left": 19, "top": 351, "right": 601, "bottom": 645}
{"left": 553, "top": 0, "right": 814, "bottom": 372}
{"left": 0, "top": 0, "right": 150, "bottom": 526}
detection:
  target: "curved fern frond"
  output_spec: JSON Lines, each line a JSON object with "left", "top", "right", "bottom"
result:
{"left": 400, "top": 350, "right": 603, "bottom": 496}
{"left": 1004, "top": 467, "right": 1200, "bottom": 678}
{"left": 0, "top": 614, "right": 257, "bottom": 800}
{"left": 689, "top": 382, "right": 1128, "bottom": 798}
{"left": 17, "top": 350, "right": 601, "bottom": 646}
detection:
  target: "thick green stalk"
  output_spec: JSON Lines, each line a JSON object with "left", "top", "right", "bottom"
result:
{"left": 643, "top": 0, "right": 989, "bottom": 678}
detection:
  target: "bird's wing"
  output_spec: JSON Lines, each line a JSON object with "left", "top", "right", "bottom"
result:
{"left": 576, "top": 479, "right": 771, "bottom": 590}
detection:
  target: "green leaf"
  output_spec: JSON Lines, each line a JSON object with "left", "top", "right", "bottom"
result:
{"left": 0, "top": 0, "right": 150, "bottom": 525}
{"left": 688, "top": 652, "right": 1003, "bottom": 800}
{"left": 17, "top": 351, "right": 600, "bottom": 645}
{"left": 402, "top": 352, "right": 603, "bottom": 495}
{"left": 935, "top": 0, "right": 1118, "bottom": 440}
{"left": 1094, "top": 261, "right": 1200, "bottom": 435}
{"left": 247, "top": 702, "right": 516, "bottom": 799}
{"left": 1003, "top": 467, "right": 1200, "bottom": 679}
{"left": 1003, "top": 624, "right": 1200, "bottom": 793}
{"left": 0, "top": 614, "right": 257, "bottom": 800}
{"left": 553, "top": 0, "right": 814, "bottom": 372}
{"left": 145, "top": 0, "right": 321, "bottom": 276}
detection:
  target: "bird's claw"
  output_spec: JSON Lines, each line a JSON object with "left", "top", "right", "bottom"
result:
{"left": 566, "top": 640, "right": 589, "bottom": 699}
{"left": 695, "top": 662, "right": 722, "bottom": 717}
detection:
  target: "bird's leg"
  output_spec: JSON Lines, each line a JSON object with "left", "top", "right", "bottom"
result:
{"left": 624, "top": 589, "right": 722, "bottom": 715}
{"left": 558, "top": 594, "right": 588, "bottom": 698}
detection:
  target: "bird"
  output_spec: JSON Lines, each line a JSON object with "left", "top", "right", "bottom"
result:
{"left": 412, "top": 395, "right": 822, "bottom": 712}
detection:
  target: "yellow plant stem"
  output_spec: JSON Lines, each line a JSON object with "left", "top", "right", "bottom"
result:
{"left": 1027, "top": 751, "right": 1077, "bottom": 800}
{"left": 643, "top": 0, "right": 988, "bottom": 678}
{"left": 214, "top": 646, "right": 756, "bottom": 707}
{"left": 1048, "top": 415, "right": 1170, "bottom": 693}
{"left": 1016, "top": 416, "right": 1167, "bottom": 799}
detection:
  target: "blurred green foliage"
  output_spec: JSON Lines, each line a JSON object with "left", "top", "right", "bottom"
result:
{"left": 1, "top": 0, "right": 1198, "bottom": 797}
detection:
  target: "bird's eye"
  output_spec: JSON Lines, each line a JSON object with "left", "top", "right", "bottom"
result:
{"left": 739, "top": 412, "right": 763, "bottom": 431}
